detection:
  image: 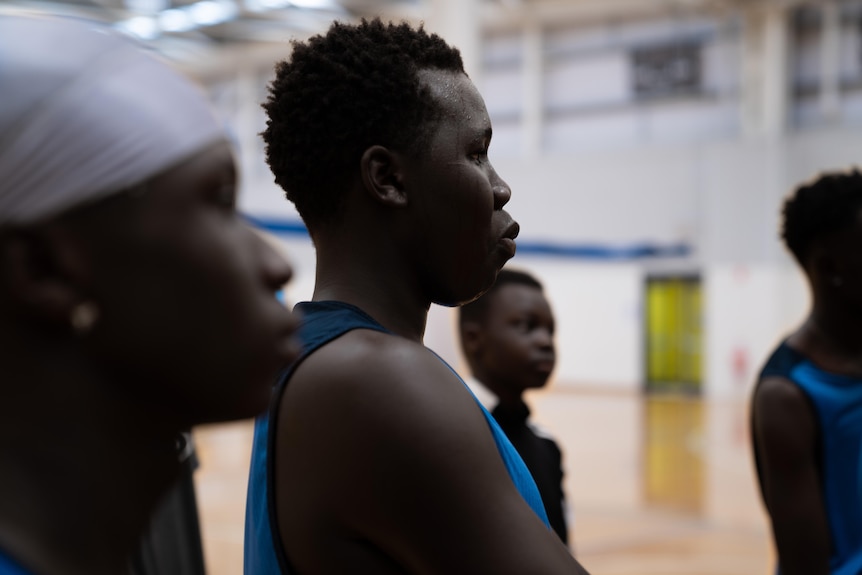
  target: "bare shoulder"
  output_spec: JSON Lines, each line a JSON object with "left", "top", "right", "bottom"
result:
{"left": 751, "top": 377, "right": 830, "bottom": 574}
{"left": 284, "top": 328, "right": 475, "bottom": 423}
{"left": 279, "top": 327, "right": 496, "bottom": 483}
{"left": 753, "top": 376, "right": 814, "bottom": 429}
{"left": 275, "top": 328, "right": 586, "bottom": 574}
{"left": 752, "top": 376, "right": 817, "bottom": 468}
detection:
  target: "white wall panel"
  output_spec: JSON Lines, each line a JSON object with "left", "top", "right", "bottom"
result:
{"left": 703, "top": 264, "right": 808, "bottom": 399}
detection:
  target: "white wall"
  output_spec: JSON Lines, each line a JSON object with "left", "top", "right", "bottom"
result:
{"left": 520, "top": 260, "right": 643, "bottom": 391}
{"left": 704, "top": 264, "right": 808, "bottom": 400}
{"left": 497, "top": 145, "right": 699, "bottom": 248}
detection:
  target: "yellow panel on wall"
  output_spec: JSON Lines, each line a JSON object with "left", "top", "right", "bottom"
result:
{"left": 646, "top": 277, "right": 702, "bottom": 393}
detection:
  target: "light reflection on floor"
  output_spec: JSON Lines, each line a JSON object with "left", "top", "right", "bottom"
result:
{"left": 193, "top": 391, "right": 774, "bottom": 575}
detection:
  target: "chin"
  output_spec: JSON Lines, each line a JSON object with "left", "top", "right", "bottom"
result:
{"left": 526, "top": 376, "right": 552, "bottom": 389}
{"left": 430, "top": 266, "right": 499, "bottom": 307}
{"left": 432, "top": 285, "right": 485, "bottom": 308}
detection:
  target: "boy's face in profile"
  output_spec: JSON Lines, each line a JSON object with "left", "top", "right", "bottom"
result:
{"left": 475, "top": 283, "right": 556, "bottom": 394}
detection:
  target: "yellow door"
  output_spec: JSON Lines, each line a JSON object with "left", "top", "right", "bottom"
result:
{"left": 645, "top": 276, "right": 702, "bottom": 394}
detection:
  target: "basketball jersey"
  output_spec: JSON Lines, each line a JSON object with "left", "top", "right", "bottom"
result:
{"left": 0, "top": 550, "right": 34, "bottom": 575}
{"left": 244, "top": 300, "right": 551, "bottom": 574}
{"left": 753, "top": 342, "right": 862, "bottom": 575}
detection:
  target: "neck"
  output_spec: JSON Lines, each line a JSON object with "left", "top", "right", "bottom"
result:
{"left": 811, "top": 301, "right": 862, "bottom": 351}
{"left": 312, "top": 228, "right": 430, "bottom": 343}
{"left": 791, "top": 300, "right": 862, "bottom": 373}
{"left": 491, "top": 387, "right": 524, "bottom": 409}
{"left": 473, "top": 372, "right": 523, "bottom": 408}
{"left": 0, "top": 340, "right": 182, "bottom": 575}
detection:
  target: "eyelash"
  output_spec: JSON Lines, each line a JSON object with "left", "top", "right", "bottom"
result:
{"left": 470, "top": 150, "right": 488, "bottom": 164}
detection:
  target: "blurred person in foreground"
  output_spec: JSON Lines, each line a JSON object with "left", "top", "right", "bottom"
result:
{"left": 244, "top": 17, "right": 589, "bottom": 575}
{"left": 752, "top": 171, "right": 862, "bottom": 575}
{"left": 0, "top": 15, "right": 301, "bottom": 575}
{"left": 458, "top": 268, "right": 571, "bottom": 547}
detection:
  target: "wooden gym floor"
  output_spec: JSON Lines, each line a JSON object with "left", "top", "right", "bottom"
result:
{"left": 193, "top": 390, "right": 774, "bottom": 575}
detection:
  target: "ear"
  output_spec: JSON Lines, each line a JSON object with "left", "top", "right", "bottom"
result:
{"left": 0, "top": 227, "right": 90, "bottom": 325}
{"left": 460, "top": 320, "right": 486, "bottom": 359}
{"left": 359, "top": 145, "right": 408, "bottom": 208}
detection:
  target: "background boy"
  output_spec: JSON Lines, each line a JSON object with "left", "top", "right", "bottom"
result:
{"left": 459, "top": 268, "right": 571, "bottom": 546}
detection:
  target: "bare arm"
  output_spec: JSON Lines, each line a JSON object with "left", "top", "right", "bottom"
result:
{"left": 276, "top": 330, "right": 588, "bottom": 575}
{"left": 752, "top": 376, "right": 830, "bottom": 575}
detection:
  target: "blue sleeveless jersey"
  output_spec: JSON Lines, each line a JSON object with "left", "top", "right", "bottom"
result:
{"left": 754, "top": 342, "right": 862, "bottom": 575}
{"left": 0, "top": 550, "right": 35, "bottom": 575}
{"left": 244, "top": 301, "right": 551, "bottom": 574}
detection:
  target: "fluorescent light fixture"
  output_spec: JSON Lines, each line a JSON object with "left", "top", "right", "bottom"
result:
{"left": 116, "top": 15, "right": 160, "bottom": 39}
{"left": 158, "top": 8, "right": 193, "bottom": 31}
{"left": 119, "top": 0, "right": 312, "bottom": 38}
{"left": 288, "top": 0, "right": 338, "bottom": 9}
{"left": 188, "top": 0, "right": 238, "bottom": 26}
{"left": 124, "top": 0, "right": 168, "bottom": 15}
{"left": 245, "top": 0, "right": 291, "bottom": 10}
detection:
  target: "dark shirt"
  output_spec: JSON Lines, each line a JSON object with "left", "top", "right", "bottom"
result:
{"left": 492, "top": 401, "right": 569, "bottom": 545}
{"left": 0, "top": 550, "right": 34, "bottom": 575}
{"left": 129, "top": 432, "right": 206, "bottom": 575}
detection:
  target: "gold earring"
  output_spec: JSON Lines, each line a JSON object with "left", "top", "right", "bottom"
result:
{"left": 70, "top": 301, "right": 99, "bottom": 335}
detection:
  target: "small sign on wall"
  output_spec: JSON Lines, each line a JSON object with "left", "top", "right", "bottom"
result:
{"left": 632, "top": 42, "right": 702, "bottom": 98}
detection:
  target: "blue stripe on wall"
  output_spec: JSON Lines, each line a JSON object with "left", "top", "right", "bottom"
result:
{"left": 245, "top": 214, "right": 691, "bottom": 261}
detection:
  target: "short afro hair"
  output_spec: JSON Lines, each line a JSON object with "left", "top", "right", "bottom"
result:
{"left": 782, "top": 170, "right": 862, "bottom": 265}
{"left": 262, "top": 18, "right": 464, "bottom": 230}
{"left": 459, "top": 268, "right": 544, "bottom": 328}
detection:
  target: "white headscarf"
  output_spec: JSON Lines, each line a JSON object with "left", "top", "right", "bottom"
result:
{"left": 0, "top": 15, "right": 226, "bottom": 226}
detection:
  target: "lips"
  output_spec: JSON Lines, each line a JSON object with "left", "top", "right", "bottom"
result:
{"left": 533, "top": 360, "right": 556, "bottom": 374}
{"left": 531, "top": 352, "right": 556, "bottom": 373}
{"left": 498, "top": 221, "right": 520, "bottom": 258}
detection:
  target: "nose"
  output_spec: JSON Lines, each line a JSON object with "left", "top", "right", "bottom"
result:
{"left": 535, "top": 327, "right": 554, "bottom": 350}
{"left": 253, "top": 231, "right": 294, "bottom": 293}
{"left": 492, "top": 170, "right": 512, "bottom": 210}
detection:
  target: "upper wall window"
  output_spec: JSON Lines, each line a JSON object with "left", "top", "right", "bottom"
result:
{"left": 791, "top": 1, "right": 862, "bottom": 128}
{"left": 481, "top": 32, "right": 524, "bottom": 157}
{"left": 480, "top": 13, "right": 741, "bottom": 154}
{"left": 631, "top": 42, "right": 702, "bottom": 98}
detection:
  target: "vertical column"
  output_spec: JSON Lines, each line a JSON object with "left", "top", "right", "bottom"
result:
{"left": 737, "top": 3, "right": 790, "bottom": 265}
{"left": 762, "top": 4, "right": 790, "bottom": 137}
{"left": 426, "top": 0, "right": 481, "bottom": 83}
{"left": 740, "top": 7, "right": 764, "bottom": 137}
{"left": 740, "top": 3, "right": 790, "bottom": 137}
{"left": 522, "top": 17, "right": 543, "bottom": 158}
{"left": 819, "top": 0, "right": 841, "bottom": 123}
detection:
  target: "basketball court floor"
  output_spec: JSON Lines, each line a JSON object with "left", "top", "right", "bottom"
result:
{"left": 193, "top": 390, "right": 774, "bottom": 575}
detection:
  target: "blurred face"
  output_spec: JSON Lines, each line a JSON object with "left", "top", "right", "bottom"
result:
{"left": 474, "top": 284, "right": 556, "bottom": 394}
{"left": 69, "top": 141, "right": 300, "bottom": 425}
{"left": 822, "top": 214, "right": 862, "bottom": 313}
{"left": 403, "top": 70, "right": 518, "bottom": 306}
